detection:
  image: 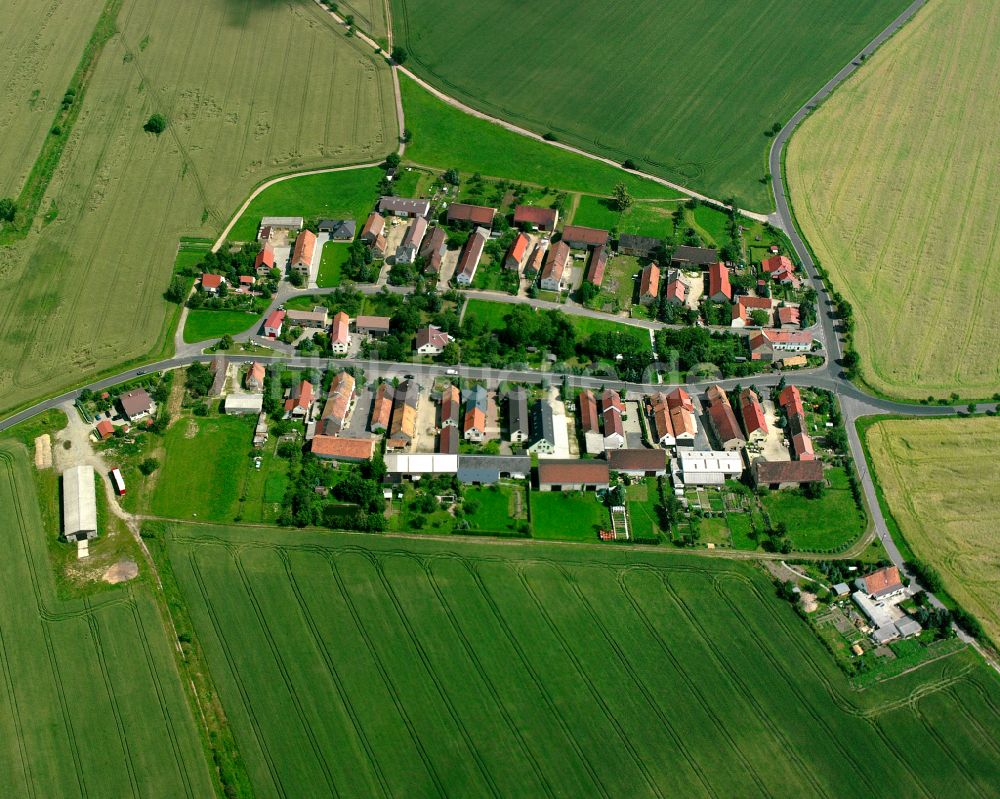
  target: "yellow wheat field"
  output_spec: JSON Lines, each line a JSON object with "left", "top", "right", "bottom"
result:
{"left": 866, "top": 416, "right": 1000, "bottom": 645}
{"left": 787, "top": 0, "right": 1000, "bottom": 400}
{"left": 0, "top": 0, "right": 395, "bottom": 413}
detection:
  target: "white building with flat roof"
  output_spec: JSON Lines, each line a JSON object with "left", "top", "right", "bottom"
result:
{"left": 385, "top": 453, "right": 459, "bottom": 478}
{"left": 677, "top": 450, "right": 744, "bottom": 485}
{"left": 224, "top": 393, "right": 264, "bottom": 414}
{"left": 62, "top": 465, "right": 97, "bottom": 541}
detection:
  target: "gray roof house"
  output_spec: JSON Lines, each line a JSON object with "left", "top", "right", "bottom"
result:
{"left": 318, "top": 219, "right": 356, "bottom": 239}
{"left": 507, "top": 388, "right": 529, "bottom": 444}
{"left": 527, "top": 400, "right": 556, "bottom": 454}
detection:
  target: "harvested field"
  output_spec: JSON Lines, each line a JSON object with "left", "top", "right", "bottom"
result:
{"left": 167, "top": 521, "right": 1000, "bottom": 797}
{"left": 863, "top": 416, "right": 1000, "bottom": 646}
{"left": 787, "top": 0, "right": 1000, "bottom": 400}
{"left": 393, "top": 0, "right": 912, "bottom": 209}
{"left": 0, "top": 0, "right": 395, "bottom": 415}
{"left": 0, "top": 442, "right": 213, "bottom": 796}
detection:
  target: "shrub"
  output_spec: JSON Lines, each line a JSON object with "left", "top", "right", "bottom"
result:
{"left": 143, "top": 113, "right": 167, "bottom": 134}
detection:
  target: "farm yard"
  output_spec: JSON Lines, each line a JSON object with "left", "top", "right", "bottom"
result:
{"left": 0, "top": 0, "right": 396, "bottom": 416}
{"left": 0, "top": 443, "right": 214, "bottom": 797}
{"left": 863, "top": 416, "right": 1000, "bottom": 646}
{"left": 786, "top": 0, "right": 1000, "bottom": 400}
{"left": 391, "top": 0, "right": 913, "bottom": 209}
{"left": 166, "top": 521, "right": 1000, "bottom": 798}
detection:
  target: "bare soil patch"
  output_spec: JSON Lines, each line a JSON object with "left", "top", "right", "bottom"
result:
{"left": 102, "top": 559, "right": 139, "bottom": 584}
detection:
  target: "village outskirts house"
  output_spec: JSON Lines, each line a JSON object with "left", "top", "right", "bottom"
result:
{"left": 609, "top": 448, "right": 667, "bottom": 478}
{"left": 618, "top": 234, "right": 662, "bottom": 259}
{"left": 310, "top": 436, "right": 375, "bottom": 463}
{"left": 318, "top": 219, "right": 356, "bottom": 240}
{"left": 584, "top": 243, "right": 608, "bottom": 287}
{"left": 731, "top": 295, "right": 773, "bottom": 328}
{"left": 561, "top": 225, "right": 608, "bottom": 249}
{"left": 419, "top": 226, "right": 448, "bottom": 275}
{"left": 705, "top": 385, "right": 746, "bottom": 450}
{"left": 263, "top": 309, "right": 285, "bottom": 338}
{"left": 750, "top": 459, "right": 823, "bottom": 489}
{"left": 539, "top": 241, "right": 570, "bottom": 291}
{"left": 454, "top": 227, "right": 488, "bottom": 286}
{"left": 416, "top": 324, "right": 454, "bottom": 356}
{"left": 284, "top": 380, "right": 314, "bottom": 419}
{"left": 513, "top": 205, "right": 558, "bottom": 232}
{"left": 254, "top": 243, "right": 276, "bottom": 276}
{"left": 320, "top": 371, "right": 356, "bottom": 435}
{"left": 639, "top": 263, "right": 661, "bottom": 305}
{"left": 671, "top": 245, "right": 718, "bottom": 268}
{"left": 505, "top": 232, "right": 531, "bottom": 272}
{"left": 330, "top": 311, "right": 352, "bottom": 355}
{"left": 200, "top": 273, "right": 226, "bottom": 294}
{"left": 749, "top": 329, "right": 813, "bottom": 362}
{"left": 664, "top": 271, "right": 687, "bottom": 306}
{"left": 396, "top": 215, "right": 428, "bottom": 264}
{"left": 290, "top": 229, "right": 317, "bottom": 277}
{"left": 377, "top": 196, "right": 431, "bottom": 218}
{"left": 527, "top": 399, "right": 557, "bottom": 454}
{"left": 506, "top": 387, "right": 530, "bottom": 444}
{"left": 578, "top": 389, "right": 604, "bottom": 455}
{"left": 285, "top": 306, "right": 329, "bottom": 329}
{"left": 447, "top": 203, "right": 497, "bottom": 228}
{"left": 708, "top": 261, "right": 732, "bottom": 303}
{"left": 370, "top": 382, "right": 394, "bottom": 434}
{"left": 739, "top": 388, "right": 768, "bottom": 444}
{"left": 117, "top": 388, "right": 153, "bottom": 422}
{"left": 536, "top": 460, "right": 610, "bottom": 492}
{"left": 462, "top": 385, "right": 488, "bottom": 442}
{"left": 601, "top": 389, "right": 626, "bottom": 450}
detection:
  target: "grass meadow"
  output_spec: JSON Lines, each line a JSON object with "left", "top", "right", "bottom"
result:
{"left": 530, "top": 491, "right": 609, "bottom": 540}
{"left": 150, "top": 413, "right": 256, "bottom": 522}
{"left": 167, "top": 521, "right": 1000, "bottom": 797}
{"left": 786, "top": 0, "right": 1000, "bottom": 400}
{"left": 400, "top": 76, "right": 680, "bottom": 200}
{"left": 0, "top": 0, "right": 395, "bottom": 416}
{"left": 182, "top": 309, "right": 260, "bottom": 343}
{"left": 863, "top": 416, "right": 1000, "bottom": 646}
{"left": 761, "top": 466, "right": 866, "bottom": 551}
{"left": 393, "top": 0, "right": 912, "bottom": 209}
{"left": 228, "top": 166, "right": 386, "bottom": 243}
{"left": 0, "top": 443, "right": 213, "bottom": 796}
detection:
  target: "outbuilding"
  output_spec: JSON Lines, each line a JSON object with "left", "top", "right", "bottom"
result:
{"left": 62, "top": 465, "right": 97, "bottom": 542}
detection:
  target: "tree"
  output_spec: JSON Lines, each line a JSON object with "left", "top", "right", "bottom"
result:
{"left": 622, "top": 159, "right": 637, "bottom": 170}
{"left": 841, "top": 350, "right": 860, "bottom": 376}
{"left": 144, "top": 113, "right": 167, "bottom": 134}
{"left": 218, "top": 334, "right": 233, "bottom": 350}
{"left": 802, "top": 480, "right": 825, "bottom": 499}
{"left": 0, "top": 197, "right": 16, "bottom": 222}
{"left": 139, "top": 457, "right": 160, "bottom": 476}
{"left": 165, "top": 276, "right": 187, "bottom": 303}
{"left": 442, "top": 168, "right": 460, "bottom": 185}
{"left": 611, "top": 182, "right": 633, "bottom": 212}
{"left": 391, "top": 46, "right": 407, "bottom": 64}
{"left": 384, "top": 152, "right": 401, "bottom": 170}
{"left": 401, "top": 128, "right": 412, "bottom": 143}
{"left": 750, "top": 309, "right": 770, "bottom": 327}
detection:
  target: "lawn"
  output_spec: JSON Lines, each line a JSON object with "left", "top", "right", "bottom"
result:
{"left": 727, "top": 513, "right": 756, "bottom": 550}
{"left": 182, "top": 309, "right": 260, "bottom": 343}
{"left": 166, "top": 520, "right": 1000, "bottom": 797}
{"left": 626, "top": 478, "right": 663, "bottom": 539}
{"left": 0, "top": 443, "right": 214, "bottom": 796}
{"left": 400, "top": 76, "right": 679, "bottom": 200}
{"left": 463, "top": 298, "right": 514, "bottom": 332}
{"left": 392, "top": 0, "right": 912, "bottom": 209}
{"left": 228, "top": 166, "right": 386, "bottom": 243}
{"left": 863, "top": 416, "right": 1000, "bottom": 646}
{"left": 572, "top": 195, "right": 680, "bottom": 240}
{"left": 0, "top": 0, "right": 395, "bottom": 417}
{"left": 760, "top": 466, "right": 865, "bottom": 552}
{"left": 568, "top": 315, "right": 651, "bottom": 352}
{"left": 530, "top": 490, "right": 609, "bottom": 540}
{"left": 150, "top": 413, "right": 256, "bottom": 521}
{"left": 317, "top": 242, "right": 352, "bottom": 287}
{"left": 464, "top": 484, "right": 527, "bottom": 534}
{"left": 786, "top": 0, "right": 1000, "bottom": 400}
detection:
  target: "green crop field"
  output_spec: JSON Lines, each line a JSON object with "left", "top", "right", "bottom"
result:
{"left": 787, "top": 0, "right": 1000, "bottom": 400}
{"left": 400, "top": 77, "right": 679, "bottom": 200}
{"left": 392, "top": 0, "right": 912, "bottom": 209}
{"left": 864, "top": 416, "right": 1000, "bottom": 646}
{"left": 166, "top": 521, "right": 1000, "bottom": 797}
{"left": 182, "top": 309, "right": 260, "bottom": 344}
{"left": 0, "top": 443, "right": 213, "bottom": 796}
{"left": 228, "top": 166, "right": 386, "bottom": 243}
{"left": 0, "top": 0, "right": 395, "bottom": 416}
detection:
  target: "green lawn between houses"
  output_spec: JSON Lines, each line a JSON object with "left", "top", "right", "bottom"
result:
{"left": 572, "top": 195, "right": 682, "bottom": 239}
{"left": 227, "top": 167, "right": 385, "bottom": 243}
{"left": 163, "top": 520, "right": 1000, "bottom": 798}
{"left": 530, "top": 490, "right": 609, "bottom": 540}
{"left": 183, "top": 309, "right": 261, "bottom": 343}
{"left": 760, "top": 466, "right": 866, "bottom": 551}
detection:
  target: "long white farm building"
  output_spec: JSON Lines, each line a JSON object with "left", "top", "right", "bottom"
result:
{"left": 62, "top": 465, "right": 98, "bottom": 541}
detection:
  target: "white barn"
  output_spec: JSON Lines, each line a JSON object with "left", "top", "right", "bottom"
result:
{"left": 62, "top": 465, "right": 98, "bottom": 541}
